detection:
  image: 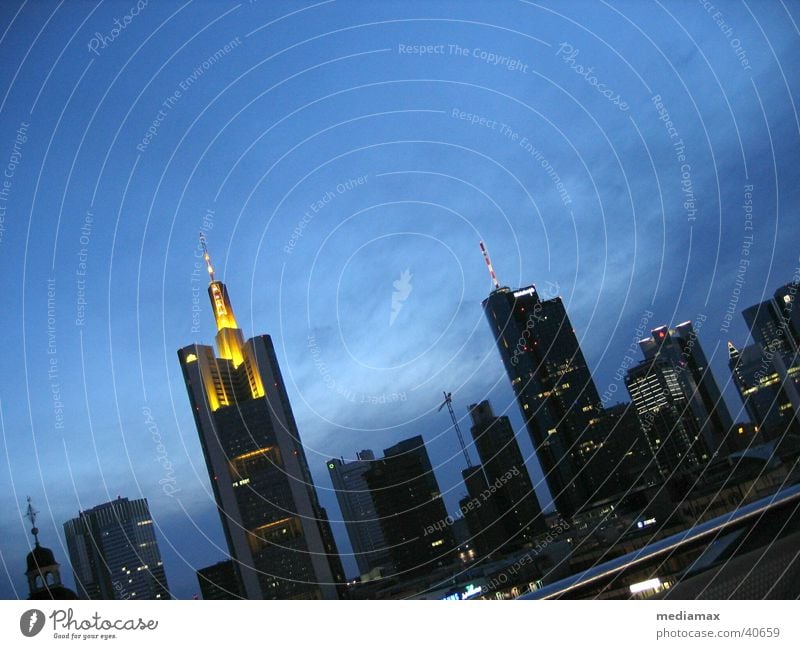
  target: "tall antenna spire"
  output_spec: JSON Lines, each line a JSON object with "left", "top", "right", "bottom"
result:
{"left": 25, "top": 497, "right": 40, "bottom": 546}
{"left": 479, "top": 240, "right": 500, "bottom": 290}
{"left": 199, "top": 231, "right": 215, "bottom": 282}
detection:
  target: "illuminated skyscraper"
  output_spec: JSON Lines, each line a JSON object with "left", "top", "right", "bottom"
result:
{"left": 729, "top": 282, "right": 800, "bottom": 439}
{"left": 63, "top": 497, "right": 168, "bottom": 600}
{"left": 637, "top": 323, "right": 732, "bottom": 454}
{"left": 625, "top": 358, "right": 707, "bottom": 477}
{"left": 178, "top": 239, "right": 343, "bottom": 599}
{"left": 479, "top": 242, "right": 606, "bottom": 515}
{"left": 743, "top": 283, "right": 800, "bottom": 353}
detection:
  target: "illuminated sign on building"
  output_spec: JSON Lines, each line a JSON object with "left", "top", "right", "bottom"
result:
{"left": 441, "top": 583, "right": 483, "bottom": 600}
{"left": 513, "top": 287, "right": 537, "bottom": 298}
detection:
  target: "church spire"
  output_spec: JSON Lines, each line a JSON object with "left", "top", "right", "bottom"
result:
{"left": 23, "top": 497, "right": 77, "bottom": 599}
{"left": 25, "top": 496, "right": 40, "bottom": 547}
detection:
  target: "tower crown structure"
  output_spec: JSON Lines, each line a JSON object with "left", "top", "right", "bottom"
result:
{"left": 199, "top": 234, "right": 247, "bottom": 368}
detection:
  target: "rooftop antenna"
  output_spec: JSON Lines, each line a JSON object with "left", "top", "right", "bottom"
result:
{"left": 438, "top": 391, "right": 473, "bottom": 468}
{"left": 479, "top": 240, "right": 500, "bottom": 290}
{"left": 199, "top": 232, "right": 215, "bottom": 282}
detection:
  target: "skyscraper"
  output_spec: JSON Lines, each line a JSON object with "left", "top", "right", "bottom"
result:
{"left": 624, "top": 322, "right": 733, "bottom": 479}
{"left": 743, "top": 282, "right": 800, "bottom": 353}
{"left": 327, "top": 450, "right": 392, "bottom": 576}
{"left": 178, "top": 240, "right": 343, "bottom": 599}
{"left": 459, "top": 465, "right": 506, "bottom": 559}
{"left": 481, "top": 274, "right": 604, "bottom": 516}
{"left": 63, "top": 497, "right": 169, "bottom": 600}
{"left": 730, "top": 281, "right": 800, "bottom": 440}
{"left": 728, "top": 342, "right": 798, "bottom": 439}
{"left": 467, "top": 401, "right": 545, "bottom": 545}
{"left": 625, "top": 357, "right": 707, "bottom": 478}
{"left": 637, "top": 323, "right": 733, "bottom": 454}
{"left": 598, "top": 402, "right": 658, "bottom": 489}
{"left": 364, "top": 435, "right": 456, "bottom": 575}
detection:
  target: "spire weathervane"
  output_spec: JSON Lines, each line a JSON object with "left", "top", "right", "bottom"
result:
{"left": 25, "top": 496, "right": 40, "bottom": 546}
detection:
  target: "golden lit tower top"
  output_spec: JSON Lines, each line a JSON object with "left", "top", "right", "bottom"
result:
{"left": 200, "top": 233, "right": 245, "bottom": 365}
{"left": 200, "top": 232, "right": 241, "bottom": 332}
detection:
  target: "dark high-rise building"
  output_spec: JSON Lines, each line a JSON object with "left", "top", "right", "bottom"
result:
{"left": 482, "top": 280, "right": 604, "bottom": 516}
{"left": 729, "top": 282, "right": 800, "bottom": 440}
{"left": 460, "top": 465, "right": 506, "bottom": 559}
{"left": 467, "top": 401, "right": 545, "bottom": 544}
{"left": 63, "top": 497, "right": 169, "bottom": 600}
{"left": 728, "top": 342, "right": 799, "bottom": 439}
{"left": 638, "top": 323, "right": 733, "bottom": 453}
{"left": 197, "top": 560, "right": 242, "bottom": 600}
{"left": 364, "top": 435, "right": 456, "bottom": 575}
{"left": 625, "top": 357, "right": 708, "bottom": 478}
{"left": 625, "top": 322, "right": 732, "bottom": 479}
{"left": 599, "top": 402, "right": 658, "bottom": 489}
{"left": 178, "top": 242, "right": 343, "bottom": 599}
{"left": 327, "top": 450, "right": 392, "bottom": 576}
{"left": 743, "top": 282, "right": 800, "bottom": 353}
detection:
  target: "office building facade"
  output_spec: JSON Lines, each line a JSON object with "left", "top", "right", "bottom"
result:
{"left": 197, "top": 559, "right": 242, "bottom": 600}
{"left": 467, "top": 401, "right": 545, "bottom": 544}
{"left": 364, "top": 436, "right": 456, "bottom": 575}
{"left": 638, "top": 323, "right": 732, "bottom": 453}
{"left": 482, "top": 283, "right": 605, "bottom": 515}
{"left": 625, "top": 322, "right": 732, "bottom": 478}
{"left": 327, "top": 450, "right": 392, "bottom": 576}
{"left": 64, "top": 497, "right": 169, "bottom": 600}
{"left": 728, "top": 282, "right": 800, "bottom": 440}
{"left": 460, "top": 465, "right": 506, "bottom": 558}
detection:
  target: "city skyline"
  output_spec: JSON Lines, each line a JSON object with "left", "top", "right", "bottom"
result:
{"left": 1, "top": 0, "right": 799, "bottom": 599}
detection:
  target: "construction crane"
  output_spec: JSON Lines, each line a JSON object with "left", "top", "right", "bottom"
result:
{"left": 438, "top": 391, "right": 473, "bottom": 467}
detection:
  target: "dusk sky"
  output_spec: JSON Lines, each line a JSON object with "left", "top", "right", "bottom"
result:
{"left": 1, "top": 0, "right": 798, "bottom": 599}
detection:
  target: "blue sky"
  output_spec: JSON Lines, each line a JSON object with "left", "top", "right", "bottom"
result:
{"left": 0, "top": 0, "right": 798, "bottom": 599}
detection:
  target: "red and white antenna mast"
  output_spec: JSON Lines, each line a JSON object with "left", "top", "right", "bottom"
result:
{"left": 479, "top": 240, "right": 500, "bottom": 290}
